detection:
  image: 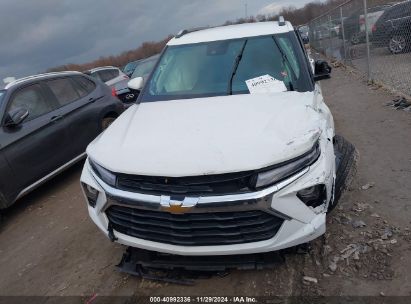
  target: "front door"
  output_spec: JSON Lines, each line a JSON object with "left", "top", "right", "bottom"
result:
{"left": 43, "top": 76, "right": 102, "bottom": 160}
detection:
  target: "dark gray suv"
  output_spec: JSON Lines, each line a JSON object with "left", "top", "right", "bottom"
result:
{"left": 0, "top": 71, "right": 124, "bottom": 209}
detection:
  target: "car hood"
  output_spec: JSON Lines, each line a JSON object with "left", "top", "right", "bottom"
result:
{"left": 87, "top": 92, "right": 324, "bottom": 176}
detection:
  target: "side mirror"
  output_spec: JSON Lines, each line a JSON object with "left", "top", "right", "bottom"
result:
{"left": 4, "top": 107, "right": 29, "bottom": 127}
{"left": 128, "top": 77, "right": 144, "bottom": 91}
{"left": 314, "top": 60, "right": 332, "bottom": 81}
{"left": 302, "top": 36, "right": 310, "bottom": 44}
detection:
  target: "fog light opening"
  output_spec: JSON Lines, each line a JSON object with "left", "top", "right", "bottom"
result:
{"left": 297, "top": 184, "right": 326, "bottom": 208}
{"left": 81, "top": 182, "right": 99, "bottom": 207}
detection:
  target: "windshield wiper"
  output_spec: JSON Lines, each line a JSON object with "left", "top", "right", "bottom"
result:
{"left": 227, "top": 40, "right": 248, "bottom": 95}
{"left": 272, "top": 36, "right": 297, "bottom": 91}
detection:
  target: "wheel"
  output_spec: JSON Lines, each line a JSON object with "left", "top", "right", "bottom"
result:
{"left": 388, "top": 34, "right": 406, "bottom": 54}
{"left": 350, "top": 33, "right": 361, "bottom": 45}
{"left": 102, "top": 117, "right": 116, "bottom": 130}
{"left": 328, "top": 135, "right": 358, "bottom": 212}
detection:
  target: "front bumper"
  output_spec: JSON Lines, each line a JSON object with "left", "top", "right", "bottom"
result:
{"left": 80, "top": 138, "right": 335, "bottom": 256}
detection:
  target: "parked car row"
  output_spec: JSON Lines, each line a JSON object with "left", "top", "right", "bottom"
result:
{"left": 310, "top": 20, "right": 340, "bottom": 41}
{"left": 340, "top": 5, "right": 391, "bottom": 45}
{"left": 119, "top": 54, "right": 160, "bottom": 104}
{"left": 123, "top": 60, "right": 141, "bottom": 78}
{"left": 372, "top": 0, "right": 411, "bottom": 54}
{"left": 83, "top": 55, "right": 160, "bottom": 106}
{"left": 311, "top": 0, "right": 411, "bottom": 54}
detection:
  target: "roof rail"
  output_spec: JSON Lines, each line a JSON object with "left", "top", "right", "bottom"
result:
{"left": 175, "top": 26, "right": 210, "bottom": 39}
{"left": 175, "top": 29, "right": 188, "bottom": 38}
{"left": 90, "top": 66, "right": 117, "bottom": 70}
{"left": 5, "top": 71, "right": 81, "bottom": 89}
{"left": 278, "top": 16, "right": 286, "bottom": 26}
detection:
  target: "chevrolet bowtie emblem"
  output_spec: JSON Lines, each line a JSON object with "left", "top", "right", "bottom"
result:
{"left": 164, "top": 205, "right": 189, "bottom": 214}
{"left": 160, "top": 196, "right": 199, "bottom": 214}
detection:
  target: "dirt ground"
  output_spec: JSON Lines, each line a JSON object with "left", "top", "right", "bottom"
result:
{"left": 0, "top": 65, "right": 410, "bottom": 298}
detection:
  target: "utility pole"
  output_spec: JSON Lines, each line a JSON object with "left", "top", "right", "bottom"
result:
{"left": 245, "top": 2, "right": 248, "bottom": 19}
{"left": 363, "top": 0, "right": 371, "bottom": 82}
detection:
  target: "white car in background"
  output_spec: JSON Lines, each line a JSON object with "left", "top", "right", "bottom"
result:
{"left": 359, "top": 4, "right": 393, "bottom": 34}
{"left": 81, "top": 20, "right": 356, "bottom": 256}
{"left": 84, "top": 66, "right": 130, "bottom": 96}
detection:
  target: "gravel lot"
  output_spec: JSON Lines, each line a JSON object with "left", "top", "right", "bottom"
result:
{"left": 0, "top": 66, "right": 411, "bottom": 299}
{"left": 368, "top": 48, "right": 411, "bottom": 97}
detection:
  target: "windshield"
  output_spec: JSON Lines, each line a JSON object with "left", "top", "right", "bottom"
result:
{"left": 131, "top": 57, "right": 158, "bottom": 79}
{"left": 140, "top": 32, "right": 312, "bottom": 102}
{"left": 124, "top": 61, "right": 139, "bottom": 74}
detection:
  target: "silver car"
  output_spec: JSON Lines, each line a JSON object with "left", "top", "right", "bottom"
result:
{"left": 84, "top": 66, "right": 129, "bottom": 96}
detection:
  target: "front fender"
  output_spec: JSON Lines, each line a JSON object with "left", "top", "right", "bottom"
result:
{"left": 98, "top": 99, "right": 125, "bottom": 122}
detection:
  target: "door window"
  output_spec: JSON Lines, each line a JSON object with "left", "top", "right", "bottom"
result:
{"left": 9, "top": 84, "right": 54, "bottom": 122}
{"left": 109, "top": 69, "right": 119, "bottom": 78}
{"left": 90, "top": 72, "right": 101, "bottom": 81}
{"left": 46, "top": 78, "right": 80, "bottom": 106}
{"left": 72, "top": 76, "right": 96, "bottom": 97}
{"left": 97, "top": 70, "right": 116, "bottom": 82}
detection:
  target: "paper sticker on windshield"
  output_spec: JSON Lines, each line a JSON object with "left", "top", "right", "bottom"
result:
{"left": 246, "top": 75, "right": 287, "bottom": 94}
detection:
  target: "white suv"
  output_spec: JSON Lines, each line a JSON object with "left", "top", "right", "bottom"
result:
{"left": 80, "top": 20, "right": 354, "bottom": 256}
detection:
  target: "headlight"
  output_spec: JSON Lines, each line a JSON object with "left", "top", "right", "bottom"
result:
{"left": 89, "top": 158, "right": 117, "bottom": 187}
{"left": 297, "top": 184, "right": 326, "bottom": 208}
{"left": 254, "top": 142, "right": 320, "bottom": 189}
{"left": 81, "top": 182, "right": 99, "bottom": 207}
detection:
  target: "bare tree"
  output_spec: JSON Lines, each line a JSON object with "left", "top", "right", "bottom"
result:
{"left": 46, "top": 0, "right": 348, "bottom": 73}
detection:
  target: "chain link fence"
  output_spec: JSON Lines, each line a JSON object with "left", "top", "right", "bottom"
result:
{"left": 307, "top": 0, "right": 411, "bottom": 97}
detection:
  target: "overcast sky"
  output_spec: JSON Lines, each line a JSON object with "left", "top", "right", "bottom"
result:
{"left": 0, "top": 0, "right": 313, "bottom": 83}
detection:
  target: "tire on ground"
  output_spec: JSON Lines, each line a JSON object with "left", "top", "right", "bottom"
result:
{"left": 350, "top": 33, "right": 361, "bottom": 45}
{"left": 388, "top": 34, "right": 407, "bottom": 54}
{"left": 102, "top": 116, "right": 117, "bottom": 130}
{"left": 329, "top": 135, "right": 359, "bottom": 212}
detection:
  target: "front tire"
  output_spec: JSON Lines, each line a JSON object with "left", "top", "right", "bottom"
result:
{"left": 329, "top": 135, "right": 358, "bottom": 212}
